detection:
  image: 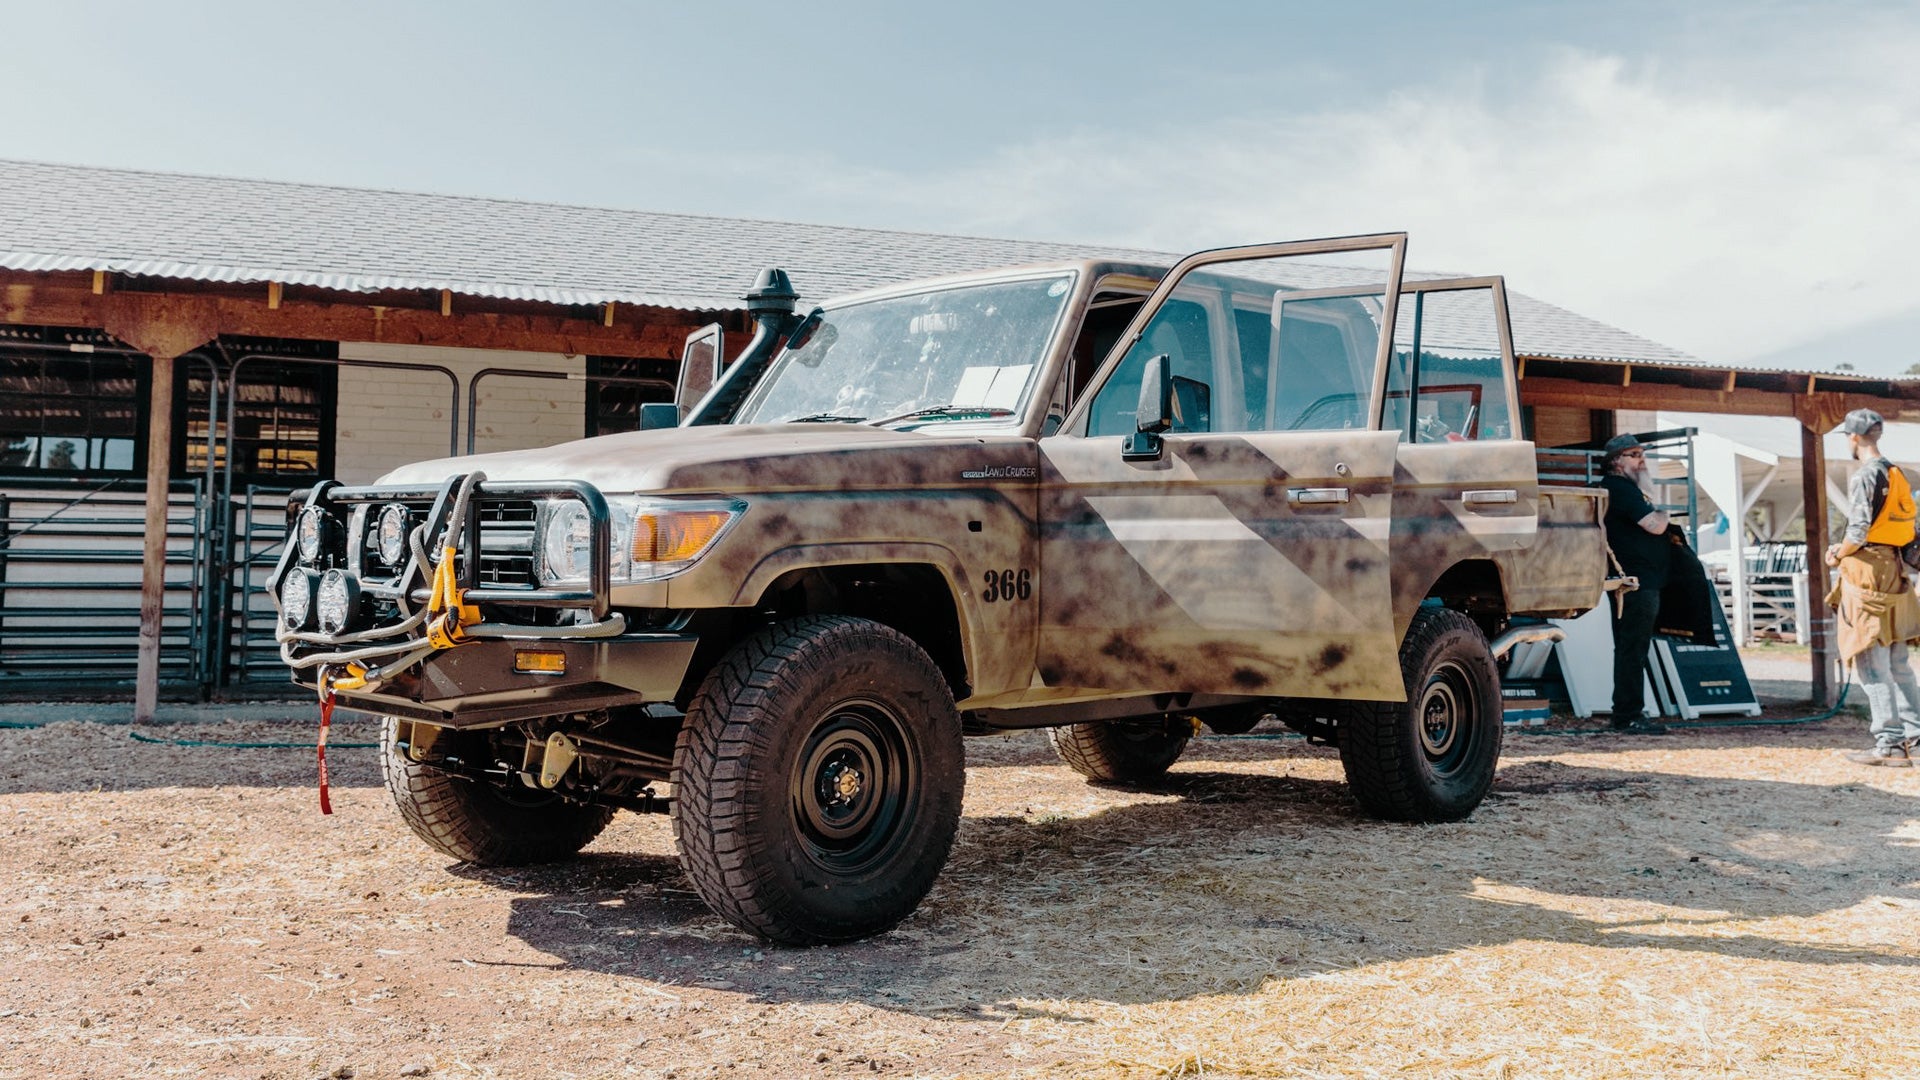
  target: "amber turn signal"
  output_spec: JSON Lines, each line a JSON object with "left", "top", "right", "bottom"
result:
{"left": 513, "top": 650, "right": 567, "bottom": 675}
{"left": 632, "top": 510, "right": 732, "bottom": 564}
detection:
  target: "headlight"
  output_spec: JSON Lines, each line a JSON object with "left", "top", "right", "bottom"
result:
{"left": 376, "top": 504, "right": 411, "bottom": 566}
{"left": 280, "top": 569, "right": 317, "bottom": 630}
{"left": 315, "top": 569, "right": 363, "bottom": 635}
{"left": 539, "top": 501, "right": 595, "bottom": 584}
{"left": 295, "top": 506, "right": 328, "bottom": 563}
{"left": 536, "top": 497, "right": 743, "bottom": 585}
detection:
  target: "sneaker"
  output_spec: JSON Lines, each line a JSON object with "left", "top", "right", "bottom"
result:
{"left": 1842, "top": 744, "right": 1912, "bottom": 767}
{"left": 1609, "top": 719, "right": 1669, "bottom": 735}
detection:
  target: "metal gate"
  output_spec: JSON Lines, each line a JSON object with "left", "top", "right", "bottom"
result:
{"left": 0, "top": 477, "right": 207, "bottom": 693}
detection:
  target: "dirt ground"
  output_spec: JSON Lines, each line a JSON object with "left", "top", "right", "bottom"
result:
{"left": 2, "top": 663, "right": 1917, "bottom": 1079}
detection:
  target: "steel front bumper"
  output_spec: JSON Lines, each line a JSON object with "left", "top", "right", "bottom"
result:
{"left": 278, "top": 473, "right": 697, "bottom": 727}
{"left": 292, "top": 633, "right": 698, "bottom": 727}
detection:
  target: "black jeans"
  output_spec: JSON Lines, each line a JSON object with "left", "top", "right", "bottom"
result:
{"left": 1610, "top": 586, "right": 1661, "bottom": 721}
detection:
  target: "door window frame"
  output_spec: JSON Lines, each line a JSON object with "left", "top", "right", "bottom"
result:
{"left": 1389, "top": 275, "right": 1519, "bottom": 443}
{"left": 1063, "top": 233, "right": 1409, "bottom": 438}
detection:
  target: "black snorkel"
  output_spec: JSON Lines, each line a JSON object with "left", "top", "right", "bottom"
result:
{"left": 682, "top": 268, "right": 808, "bottom": 427}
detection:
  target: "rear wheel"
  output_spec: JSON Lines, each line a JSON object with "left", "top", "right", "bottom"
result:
{"left": 672, "top": 616, "right": 965, "bottom": 945}
{"left": 1049, "top": 716, "right": 1192, "bottom": 784}
{"left": 1338, "top": 608, "right": 1502, "bottom": 822}
{"left": 380, "top": 718, "right": 615, "bottom": 865}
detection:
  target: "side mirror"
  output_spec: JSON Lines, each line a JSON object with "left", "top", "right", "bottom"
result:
{"left": 1171, "top": 375, "right": 1210, "bottom": 434}
{"left": 1122, "top": 354, "right": 1173, "bottom": 461}
{"left": 785, "top": 307, "right": 825, "bottom": 353}
{"left": 675, "top": 323, "right": 725, "bottom": 422}
{"left": 638, "top": 403, "right": 680, "bottom": 430}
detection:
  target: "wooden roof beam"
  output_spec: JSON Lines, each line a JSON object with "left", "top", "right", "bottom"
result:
{"left": 1520, "top": 376, "right": 1797, "bottom": 418}
{"left": 0, "top": 280, "right": 703, "bottom": 359}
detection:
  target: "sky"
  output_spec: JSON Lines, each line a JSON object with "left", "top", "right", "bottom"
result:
{"left": 2, "top": 0, "right": 1916, "bottom": 372}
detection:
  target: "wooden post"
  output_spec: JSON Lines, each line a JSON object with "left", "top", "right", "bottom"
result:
{"left": 100, "top": 298, "right": 218, "bottom": 722}
{"left": 1801, "top": 421, "right": 1833, "bottom": 706}
{"left": 134, "top": 352, "right": 176, "bottom": 723}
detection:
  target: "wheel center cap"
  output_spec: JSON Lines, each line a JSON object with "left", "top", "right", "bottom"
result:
{"left": 823, "top": 761, "right": 864, "bottom": 803}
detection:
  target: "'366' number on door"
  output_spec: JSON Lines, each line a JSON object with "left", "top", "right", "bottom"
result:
{"left": 982, "top": 568, "right": 1032, "bottom": 603}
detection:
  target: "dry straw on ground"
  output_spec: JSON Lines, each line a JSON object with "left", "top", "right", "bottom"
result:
{"left": 0, "top": 694, "right": 1915, "bottom": 1078}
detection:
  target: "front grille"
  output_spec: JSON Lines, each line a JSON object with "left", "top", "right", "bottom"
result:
{"left": 476, "top": 499, "right": 539, "bottom": 588}
{"left": 341, "top": 496, "right": 543, "bottom": 590}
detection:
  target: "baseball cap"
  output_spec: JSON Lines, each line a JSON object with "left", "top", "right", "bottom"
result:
{"left": 1835, "top": 408, "right": 1884, "bottom": 436}
{"left": 1601, "top": 433, "right": 1641, "bottom": 460}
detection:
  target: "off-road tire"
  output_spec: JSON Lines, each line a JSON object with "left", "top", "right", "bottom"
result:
{"left": 1338, "top": 607, "right": 1502, "bottom": 822}
{"left": 1048, "top": 717, "right": 1192, "bottom": 784}
{"left": 671, "top": 615, "right": 965, "bottom": 945}
{"left": 380, "top": 717, "right": 615, "bottom": 865}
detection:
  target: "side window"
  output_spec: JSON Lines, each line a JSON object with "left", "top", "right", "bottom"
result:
{"left": 1077, "top": 243, "right": 1400, "bottom": 438}
{"left": 1261, "top": 298, "right": 1378, "bottom": 432}
{"left": 1232, "top": 308, "right": 1270, "bottom": 429}
{"left": 1085, "top": 297, "right": 1214, "bottom": 437}
{"left": 1381, "top": 286, "right": 1515, "bottom": 442}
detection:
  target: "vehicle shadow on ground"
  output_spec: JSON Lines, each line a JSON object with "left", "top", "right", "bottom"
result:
{"left": 477, "top": 758, "right": 1920, "bottom": 1011}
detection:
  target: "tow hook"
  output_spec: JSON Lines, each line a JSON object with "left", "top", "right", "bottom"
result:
{"left": 538, "top": 733, "right": 580, "bottom": 789}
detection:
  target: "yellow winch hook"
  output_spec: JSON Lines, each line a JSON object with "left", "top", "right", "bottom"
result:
{"left": 425, "top": 543, "right": 481, "bottom": 649}
{"left": 320, "top": 661, "right": 370, "bottom": 694}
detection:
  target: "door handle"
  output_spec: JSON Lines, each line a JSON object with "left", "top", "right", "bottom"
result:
{"left": 1287, "top": 487, "right": 1351, "bottom": 507}
{"left": 1462, "top": 489, "right": 1518, "bottom": 507}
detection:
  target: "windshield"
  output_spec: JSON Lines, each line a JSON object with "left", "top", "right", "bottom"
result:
{"left": 733, "top": 273, "right": 1076, "bottom": 427}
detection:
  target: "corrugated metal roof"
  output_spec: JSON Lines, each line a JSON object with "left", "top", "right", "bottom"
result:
{"left": 0, "top": 158, "right": 1706, "bottom": 366}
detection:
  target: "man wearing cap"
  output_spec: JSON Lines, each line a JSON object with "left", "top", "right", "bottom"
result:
{"left": 1824, "top": 408, "right": 1920, "bottom": 767}
{"left": 1599, "top": 434, "right": 1671, "bottom": 734}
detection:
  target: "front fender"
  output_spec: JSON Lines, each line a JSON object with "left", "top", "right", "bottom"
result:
{"left": 729, "top": 543, "right": 996, "bottom": 692}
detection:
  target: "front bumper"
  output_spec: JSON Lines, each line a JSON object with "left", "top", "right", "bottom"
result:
{"left": 275, "top": 473, "right": 690, "bottom": 726}
{"left": 291, "top": 634, "right": 698, "bottom": 727}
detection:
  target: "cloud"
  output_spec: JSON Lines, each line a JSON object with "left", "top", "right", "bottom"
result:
{"left": 657, "top": 12, "right": 1920, "bottom": 366}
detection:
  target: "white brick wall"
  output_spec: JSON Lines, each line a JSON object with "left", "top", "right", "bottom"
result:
{"left": 334, "top": 343, "right": 587, "bottom": 483}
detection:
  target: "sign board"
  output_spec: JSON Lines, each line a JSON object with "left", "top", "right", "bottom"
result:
{"left": 1652, "top": 600, "right": 1762, "bottom": 718}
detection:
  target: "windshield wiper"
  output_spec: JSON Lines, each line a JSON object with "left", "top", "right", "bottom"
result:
{"left": 786, "top": 412, "right": 867, "bottom": 423}
{"left": 869, "top": 405, "right": 1016, "bottom": 428}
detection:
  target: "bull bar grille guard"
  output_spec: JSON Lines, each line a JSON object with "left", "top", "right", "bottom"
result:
{"left": 271, "top": 472, "right": 628, "bottom": 693}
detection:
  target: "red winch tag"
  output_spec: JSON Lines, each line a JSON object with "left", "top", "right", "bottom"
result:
{"left": 317, "top": 688, "right": 336, "bottom": 816}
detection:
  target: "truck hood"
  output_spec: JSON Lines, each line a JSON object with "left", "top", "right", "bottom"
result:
{"left": 378, "top": 423, "right": 1033, "bottom": 494}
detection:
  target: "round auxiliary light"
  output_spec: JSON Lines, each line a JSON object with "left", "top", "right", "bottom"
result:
{"left": 280, "top": 569, "right": 317, "bottom": 631}
{"left": 315, "top": 569, "right": 362, "bottom": 636}
{"left": 295, "top": 506, "right": 327, "bottom": 563}
{"left": 541, "top": 501, "right": 594, "bottom": 584}
{"left": 376, "top": 504, "right": 411, "bottom": 567}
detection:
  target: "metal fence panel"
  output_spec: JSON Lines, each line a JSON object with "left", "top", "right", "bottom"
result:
{"left": 0, "top": 478, "right": 203, "bottom": 692}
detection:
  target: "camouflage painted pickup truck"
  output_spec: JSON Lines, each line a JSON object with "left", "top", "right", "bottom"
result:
{"left": 274, "top": 233, "right": 1606, "bottom": 944}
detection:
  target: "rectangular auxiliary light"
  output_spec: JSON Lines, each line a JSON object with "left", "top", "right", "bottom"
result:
{"left": 513, "top": 650, "right": 567, "bottom": 675}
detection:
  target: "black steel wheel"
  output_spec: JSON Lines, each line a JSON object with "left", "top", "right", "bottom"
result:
{"left": 1415, "top": 658, "right": 1481, "bottom": 776}
{"left": 380, "top": 718, "right": 615, "bottom": 866}
{"left": 1338, "top": 607, "right": 1503, "bottom": 822}
{"left": 672, "top": 616, "right": 964, "bottom": 945}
